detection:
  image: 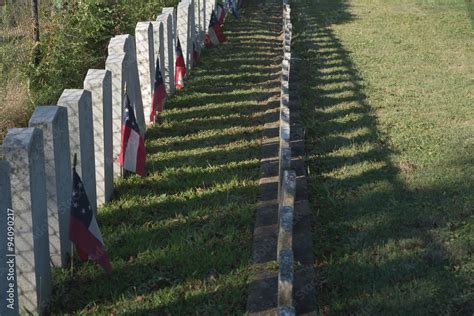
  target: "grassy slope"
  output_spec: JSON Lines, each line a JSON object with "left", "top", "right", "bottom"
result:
{"left": 49, "top": 2, "right": 281, "bottom": 315}
{"left": 0, "top": 22, "right": 32, "bottom": 142}
{"left": 293, "top": 0, "right": 473, "bottom": 314}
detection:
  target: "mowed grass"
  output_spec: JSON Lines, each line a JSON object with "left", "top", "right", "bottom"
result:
{"left": 293, "top": 0, "right": 473, "bottom": 314}
{"left": 48, "top": 2, "right": 282, "bottom": 314}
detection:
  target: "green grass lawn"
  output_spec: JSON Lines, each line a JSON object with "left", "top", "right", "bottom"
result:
{"left": 292, "top": 0, "right": 473, "bottom": 314}
{"left": 48, "top": 2, "right": 282, "bottom": 314}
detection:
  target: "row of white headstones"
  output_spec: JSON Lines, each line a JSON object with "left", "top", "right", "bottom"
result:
{"left": 277, "top": 2, "right": 295, "bottom": 315}
{"left": 0, "top": 0, "right": 222, "bottom": 314}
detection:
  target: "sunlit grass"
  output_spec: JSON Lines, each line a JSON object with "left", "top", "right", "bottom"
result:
{"left": 294, "top": 0, "right": 473, "bottom": 314}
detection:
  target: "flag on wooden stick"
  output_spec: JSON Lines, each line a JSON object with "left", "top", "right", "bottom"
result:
{"left": 216, "top": 3, "right": 226, "bottom": 25}
{"left": 228, "top": 0, "right": 239, "bottom": 19}
{"left": 207, "top": 10, "right": 226, "bottom": 46}
{"left": 69, "top": 159, "right": 112, "bottom": 273}
{"left": 150, "top": 58, "right": 167, "bottom": 122}
{"left": 175, "top": 38, "right": 186, "bottom": 90}
{"left": 118, "top": 92, "right": 146, "bottom": 176}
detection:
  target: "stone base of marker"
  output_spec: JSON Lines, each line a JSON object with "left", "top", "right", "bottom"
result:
{"left": 2, "top": 128, "right": 52, "bottom": 316}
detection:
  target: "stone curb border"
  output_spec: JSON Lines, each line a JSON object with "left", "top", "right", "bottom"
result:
{"left": 247, "top": 1, "right": 316, "bottom": 315}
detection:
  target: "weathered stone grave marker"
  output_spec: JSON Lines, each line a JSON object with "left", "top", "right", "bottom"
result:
{"left": 156, "top": 13, "right": 174, "bottom": 95}
{"left": 2, "top": 128, "right": 52, "bottom": 316}
{"left": 108, "top": 35, "right": 146, "bottom": 134}
{"left": 105, "top": 53, "right": 126, "bottom": 178}
{"left": 29, "top": 106, "right": 72, "bottom": 268}
{"left": 84, "top": 70, "right": 114, "bottom": 204}
{"left": 135, "top": 22, "right": 155, "bottom": 124}
{"left": 0, "top": 160, "right": 19, "bottom": 316}
{"left": 162, "top": 7, "right": 177, "bottom": 44}
{"left": 205, "top": 0, "right": 216, "bottom": 36}
{"left": 177, "top": 0, "right": 192, "bottom": 70}
{"left": 151, "top": 19, "right": 165, "bottom": 97}
{"left": 58, "top": 89, "right": 97, "bottom": 214}
{"left": 189, "top": 0, "right": 197, "bottom": 70}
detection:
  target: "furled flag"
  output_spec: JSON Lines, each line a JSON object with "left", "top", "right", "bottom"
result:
{"left": 175, "top": 38, "right": 186, "bottom": 90}
{"left": 69, "top": 164, "right": 112, "bottom": 273}
{"left": 192, "top": 41, "right": 199, "bottom": 65}
{"left": 216, "top": 3, "right": 226, "bottom": 25}
{"left": 118, "top": 92, "right": 146, "bottom": 176}
{"left": 150, "top": 58, "right": 167, "bottom": 123}
{"left": 207, "top": 10, "right": 226, "bottom": 46}
{"left": 228, "top": 0, "right": 239, "bottom": 19}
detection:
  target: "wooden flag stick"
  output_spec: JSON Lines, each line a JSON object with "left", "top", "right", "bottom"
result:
{"left": 70, "top": 244, "right": 74, "bottom": 277}
{"left": 73, "top": 153, "right": 77, "bottom": 170}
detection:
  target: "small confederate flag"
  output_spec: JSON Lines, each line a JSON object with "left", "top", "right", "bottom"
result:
{"left": 150, "top": 58, "right": 167, "bottom": 122}
{"left": 69, "top": 167, "right": 112, "bottom": 273}
{"left": 118, "top": 93, "right": 146, "bottom": 176}
{"left": 175, "top": 38, "right": 186, "bottom": 90}
{"left": 228, "top": 0, "right": 239, "bottom": 19}
{"left": 207, "top": 10, "right": 226, "bottom": 46}
{"left": 192, "top": 41, "right": 199, "bottom": 65}
{"left": 216, "top": 3, "right": 226, "bottom": 25}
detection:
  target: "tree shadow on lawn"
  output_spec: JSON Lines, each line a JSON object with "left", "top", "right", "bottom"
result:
{"left": 293, "top": 0, "right": 473, "bottom": 314}
{"left": 49, "top": 0, "right": 284, "bottom": 314}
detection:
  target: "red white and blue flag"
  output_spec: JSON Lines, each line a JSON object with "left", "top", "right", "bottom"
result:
{"left": 216, "top": 3, "right": 226, "bottom": 25}
{"left": 118, "top": 93, "right": 146, "bottom": 176}
{"left": 207, "top": 10, "right": 226, "bottom": 46}
{"left": 175, "top": 38, "right": 186, "bottom": 90}
{"left": 150, "top": 58, "right": 167, "bottom": 122}
{"left": 69, "top": 168, "right": 112, "bottom": 273}
{"left": 228, "top": 0, "right": 239, "bottom": 19}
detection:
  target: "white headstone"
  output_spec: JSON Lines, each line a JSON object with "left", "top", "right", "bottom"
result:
{"left": 151, "top": 20, "right": 165, "bottom": 81}
{"left": 84, "top": 70, "right": 114, "bottom": 204}
{"left": 57, "top": 89, "right": 97, "bottom": 214}
{"left": 105, "top": 53, "right": 126, "bottom": 178}
{"left": 135, "top": 22, "right": 155, "bottom": 125}
{"left": 188, "top": 0, "right": 197, "bottom": 70}
{"left": 159, "top": 10, "right": 176, "bottom": 95}
{"left": 1, "top": 128, "right": 52, "bottom": 315}
{"left": 199, "top": 0, "right": 206, "bottom": 47}
{"left": 177, "top": 0, "right": 192, "bottom": 70}
{"left": 162, "top": 7, "right": 177, "bottom": 44}
{"left": 205, "top": 0, "right": 216, "bottom": 35}
{"left": 193, "top": 0, "right": 204, "bottom": 52}
{"left": 0, "top": 160, "right": 19, "bottom": 315}
{"left": 28, "top": 106, "right": 72, "bottom": 268}
{"left": 108, "top": 35, "right": 146, "bottom": 134}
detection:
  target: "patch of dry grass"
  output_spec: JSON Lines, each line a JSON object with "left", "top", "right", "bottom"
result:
{"left": 0, "top": 80, "right": 31, "bottom": 143}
